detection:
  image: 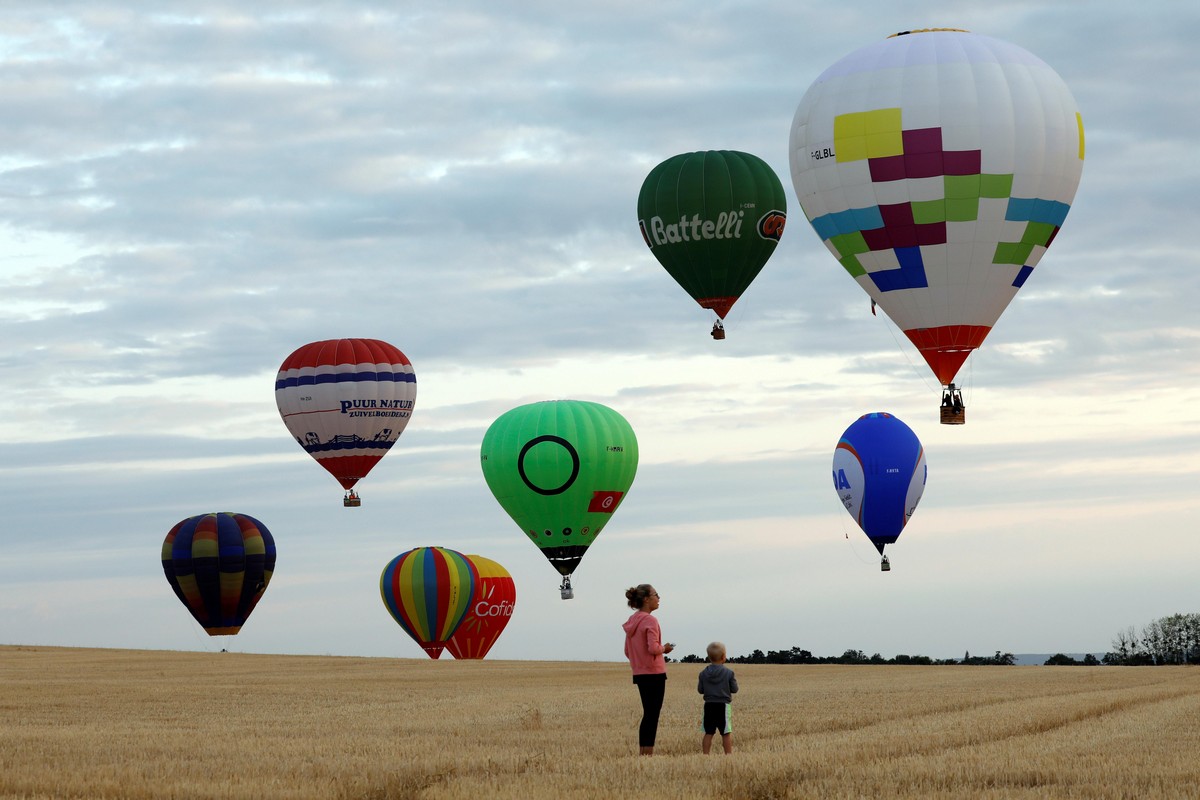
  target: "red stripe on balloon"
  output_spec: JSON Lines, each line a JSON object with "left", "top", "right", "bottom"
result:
{"left": 902, "top": 325, "right": 991, "bottom": 384}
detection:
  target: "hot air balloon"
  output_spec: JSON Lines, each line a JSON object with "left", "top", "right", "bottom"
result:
{"left": 789, "top": 29, "right": 1085, "bottom": 422}
{"left": 275, "top": 338, "right": 416, "bottom": 505}
{"left": 379, "top": 546, "right": 477, "bottom": 659}
{"left": 832, "top": 413, "right": 926, "bottom": 571}
{"left": 638, "top": 150, "right": 787, "bottom": 339}
{"left": 445, "top": 555, "right": 516, "bottom": 660}
{"left": 481, "top": 400, "right": 638, "bottom": 599}
{"left": 161, "top": 512, "right": 276, "bottom": 635}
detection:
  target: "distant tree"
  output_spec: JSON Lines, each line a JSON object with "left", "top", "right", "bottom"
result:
{"left": 839, "top": 649, "right": 868, "bottom": 664}
{"left": 1044, "top": 653, "right": 1081, "bottom": 666}
{"left": 1106, "top": 613, "right": 1200, "bottom": 665}
{"left": 892, "top": 654, "right": 934, "bottom": 665}
{"left": 959, "top": 650, "right": 1016, "bottom": 666}
{"left": 1083, "top": 654, "right": 1100, "bottom": 666}
{"left": 1105, "top": 626, "right": 1140, "bottom": 664}
{"left": 789, "top": 647, "right": 816, "bottom": 664}
{"left": 729, "top": 648, "right": 767, "bottom": 665}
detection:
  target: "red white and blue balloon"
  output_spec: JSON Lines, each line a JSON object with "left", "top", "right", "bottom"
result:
{"left": 275, "top": 338, "right": 416, "bottom": 494}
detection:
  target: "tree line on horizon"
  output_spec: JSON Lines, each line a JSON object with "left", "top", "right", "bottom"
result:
{"left": 672, "top": 612, "right": 1200, "bottom": 667}
{"left": 1102, "top": 612, "right": 1200, "bottom": 665}
{"left": 675, "top": 647, "right": 1017, "bottom": 666}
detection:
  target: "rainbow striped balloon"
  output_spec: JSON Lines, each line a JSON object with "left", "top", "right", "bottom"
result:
{"left": 161, "top": 512, "right": 276, "bottom": 636}
{"left": 380, "top": 547, "right": 478, "bottom": 659}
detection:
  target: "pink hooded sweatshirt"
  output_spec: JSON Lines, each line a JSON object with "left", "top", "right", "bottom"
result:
{"left": 623, "top": 610, "right": 666, "bottom": 675}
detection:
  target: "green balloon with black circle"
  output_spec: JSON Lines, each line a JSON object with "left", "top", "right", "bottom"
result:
{"left": 480, "top": 400, "right": 639, "bottom": 585}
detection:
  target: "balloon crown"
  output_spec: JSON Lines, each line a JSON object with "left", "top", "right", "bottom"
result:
{"left": 889, "top": 28, "right": 970, "bottom": 37}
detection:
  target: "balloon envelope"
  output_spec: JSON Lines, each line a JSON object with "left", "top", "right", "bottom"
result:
{"left": 379, "top": 547, "right": 477, "bottom": 659}
{"left": 789, "top": 30, "right": 1084, "bottom": 385}
{"left": 445, "top": 555, "right": 516, "bottom": 660}
{"left": 161, "top": 512, "right": 276, "bottom": 635}
{"left": 832, "top": 413, "right": 926, "bottom": 554}
{"left": 275, "top": 338, "right": 416, "bottom": 492}
{"left": 480, "top": 400, "right": 638, "bottom": 579}
{"left": 638, "top": 150, "right": 787, "bottom": 321}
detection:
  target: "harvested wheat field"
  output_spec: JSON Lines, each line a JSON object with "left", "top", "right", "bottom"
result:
{"left": 1, "top": 646, "right": 1197, "bottom": 799}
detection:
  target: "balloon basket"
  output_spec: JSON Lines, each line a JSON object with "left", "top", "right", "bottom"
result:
{"left": 939, "top": 385, "right": 965, "bottom": 425}
{"left": 343, "top": 496, "right": 361, "bottom": 507}
{"left": 939, "top": 406, "right": 965, "bottom": 425}
{"left": 711, "top": 322, "right": 725, "bottom": 340}
{"left": 880, "top": 555, "right": 891, "bottom": 572}
{"left": 559, "top": 575, "right": 574, "bottom": 600}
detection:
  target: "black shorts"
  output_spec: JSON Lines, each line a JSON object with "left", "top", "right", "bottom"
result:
{"left": 702, "top": 701, "right": 732, "bottom": 735}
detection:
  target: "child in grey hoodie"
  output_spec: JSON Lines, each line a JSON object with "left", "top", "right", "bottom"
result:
{"left": 697, "top": 641, "right": 738, "bottom": 754}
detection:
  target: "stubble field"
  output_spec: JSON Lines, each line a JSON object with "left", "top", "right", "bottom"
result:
{"left": 1, "top": 646, "right": 1197, "bottom": 799}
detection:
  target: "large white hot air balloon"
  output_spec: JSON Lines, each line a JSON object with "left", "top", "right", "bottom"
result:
{"left": 789, "top": 29, "right": 1085, "bottom": 423}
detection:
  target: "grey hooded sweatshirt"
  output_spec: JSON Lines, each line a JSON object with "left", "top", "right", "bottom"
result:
{"left": 697, "top": 663, "right": 738, "bottom": 703}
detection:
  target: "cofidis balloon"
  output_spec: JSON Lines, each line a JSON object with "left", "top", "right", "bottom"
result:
{"left": 445, "top": 555, "right": 516, "bottom": 660}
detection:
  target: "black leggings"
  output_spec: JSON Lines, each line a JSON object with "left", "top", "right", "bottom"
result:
{"left": 633, "top": 673, "right": 667, "bottom": 747}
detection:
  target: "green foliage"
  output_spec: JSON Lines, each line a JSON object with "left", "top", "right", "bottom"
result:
{"left": 1105, "top": 612, "right": 1200, "bottom": 665}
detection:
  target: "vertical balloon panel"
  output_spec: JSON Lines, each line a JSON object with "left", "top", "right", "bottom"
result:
{"left": 161, "top": 512, "right": 276, "bottom": 636}
{"left": 380, "top": 547, "right": 477, "bottom": 659}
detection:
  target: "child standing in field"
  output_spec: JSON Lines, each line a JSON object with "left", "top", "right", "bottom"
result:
{"left": 697, "top": 641, "right": 738, "bottom": 754}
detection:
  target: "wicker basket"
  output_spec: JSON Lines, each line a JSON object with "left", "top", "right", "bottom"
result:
{"left": 940, "top": 405, "right": 966, "bottom": 425}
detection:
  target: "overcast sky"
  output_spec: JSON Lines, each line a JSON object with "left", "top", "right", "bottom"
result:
{"left": 2, "top": 1, "right": 1197, "bottom": 663}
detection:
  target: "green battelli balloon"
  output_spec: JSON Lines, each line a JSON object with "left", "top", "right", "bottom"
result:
{"left": 637, "top": 150, "right": 787, "bottom": 322}
{"left": 481, "top": 401, "right": 639, "bottom": 583}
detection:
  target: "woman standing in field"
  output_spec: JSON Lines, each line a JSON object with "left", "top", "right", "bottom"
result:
{"left": 623, "top": 584, "right": 674, "bottom": 755}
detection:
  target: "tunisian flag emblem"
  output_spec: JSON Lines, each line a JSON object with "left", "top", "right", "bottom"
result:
{"left": 587, "top": 491, "right": 624, "bottom": 513}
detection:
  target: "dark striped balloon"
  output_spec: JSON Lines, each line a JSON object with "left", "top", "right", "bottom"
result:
{"left": 380, "top": 547, "right": 477, "bottom": 659}
{"left": 161, "top": 513, "right": 277, "bottom": 636}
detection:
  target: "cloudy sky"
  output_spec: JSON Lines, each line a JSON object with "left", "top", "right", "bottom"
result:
{"left": 2, "top": 1, "right": 1197, "bottom": 663}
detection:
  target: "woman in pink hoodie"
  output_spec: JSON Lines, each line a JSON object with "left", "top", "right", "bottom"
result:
{"left": 622, "top": 584, "right": 675, "bottom": 755}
